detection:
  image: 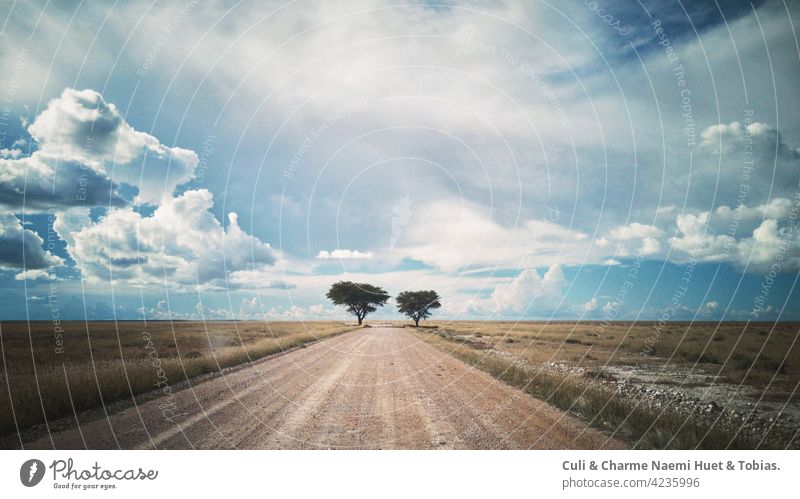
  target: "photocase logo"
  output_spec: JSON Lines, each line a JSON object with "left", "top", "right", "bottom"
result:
{"left": 20, "top": 459, "right": 45, "bottom": 487}
{"left": 390, "top": 194, "right": 413, "bottom": 249}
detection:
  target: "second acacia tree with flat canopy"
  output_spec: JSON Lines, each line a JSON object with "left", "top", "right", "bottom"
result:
{"left": 326, "top": 281, "right": 390, "bottom": 325}
{"left": 396, "top": 290, "right": 442, "bottom": 327}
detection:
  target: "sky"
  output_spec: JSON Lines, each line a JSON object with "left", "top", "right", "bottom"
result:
{"left": 0, "top": 0, "right": 799, "bottom": 322}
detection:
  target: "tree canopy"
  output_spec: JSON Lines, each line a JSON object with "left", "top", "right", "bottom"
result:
{"left": 326, "top": 281, "right": 390, "bottom": 325}
{"left": 395, "top": 290, "right": 442, "bottom": 327}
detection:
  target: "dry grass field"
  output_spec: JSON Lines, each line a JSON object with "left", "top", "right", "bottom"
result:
{"left": 1, "top": 320, "right": 797, "bottom": 449}
{"left": 424, "top": 321, "right": 799, "bottom": 387}
{"left": 416, "top": 321, "right": 800, "bottom": 448}
{"left": 0, "top": 321, "right": 358, "bottom": 439}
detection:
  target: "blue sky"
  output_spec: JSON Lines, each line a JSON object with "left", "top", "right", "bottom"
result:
{"left": 0, "top": 0, "right": 798, "bottom": 321}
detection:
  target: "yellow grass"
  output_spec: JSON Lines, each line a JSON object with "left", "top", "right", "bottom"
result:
{"left": 0, "top": 321, "right": 359, "bottom": 437}
{"left": 415, "top": 330, "right": 756, "bottom": 449}
{"left": 412, "top": 320, "right": 799, "bottom": 449}
{"left": 425, "top": 320, "right": 799, "bottom": 392}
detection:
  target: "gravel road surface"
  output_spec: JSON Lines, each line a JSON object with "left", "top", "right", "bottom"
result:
{"left": 28, "top": 327, "right": 623, "bottom": 449}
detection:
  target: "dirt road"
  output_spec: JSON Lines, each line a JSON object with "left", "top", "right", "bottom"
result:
{"left": 28, "top": 327, "right": 623, "bottom": 449}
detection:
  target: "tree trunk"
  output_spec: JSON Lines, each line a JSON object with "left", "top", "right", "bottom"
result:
{"left": 414, "top": 318, "right": 419, "bottom": 327}
{"left": 358, "top": 316, "right": 363, "bottom": 325}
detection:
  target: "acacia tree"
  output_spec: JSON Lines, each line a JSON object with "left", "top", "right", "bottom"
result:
{"left": 395, "top": 290, "right": 442, "bottom": 327}
{"left": 326, "top": 281, "right": 390, "bottom": 325}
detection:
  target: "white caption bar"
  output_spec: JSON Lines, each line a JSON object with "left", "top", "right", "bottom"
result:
{"left": 1, "top": 450, "right": 796, "bottom": 498}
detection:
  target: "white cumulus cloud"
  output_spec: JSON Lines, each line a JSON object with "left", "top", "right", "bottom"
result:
{"left": 488, "top": 264, "right": 566, "bottom": 313}
{"left": 668, "top": 199, "right": 800, "bottom": 270}
{"left": 0, "top": 211, "right": 63, "bottom": 270}
{"left": 28, "top": 88, "right": 199, "bottom": 205}
{"left": 63, "top": 189, "right": 276, "bottom": 287}
{"left": 1, "top": 88, "right": 198, "bottom": 211}
{"left": 316, "top": 249, "right": 373, "bottom": 259}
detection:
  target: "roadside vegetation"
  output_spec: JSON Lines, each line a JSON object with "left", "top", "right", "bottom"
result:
{"left": 415, "top": 330, "right": 753, "bottom": 448}
{"left": 422, "top": 320, "right": 799, "bottom": 389}
{"left": 414, "top": 321, "right": 799, "bottom": 449}
{"left": 0, "top": 321, "right": 358, "bottom": 439}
